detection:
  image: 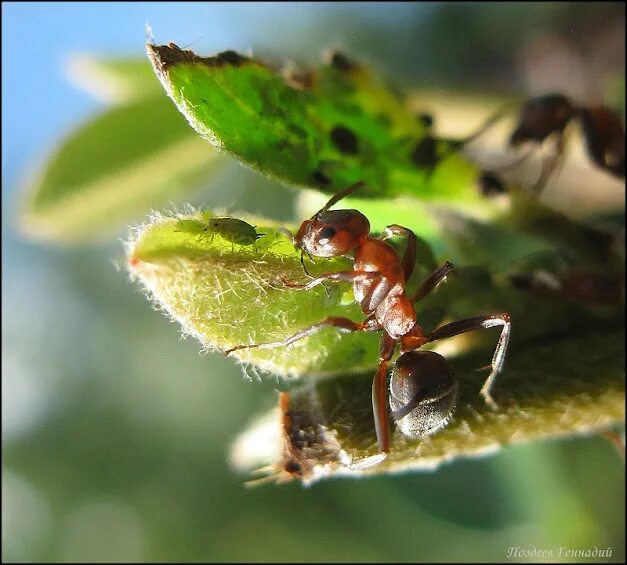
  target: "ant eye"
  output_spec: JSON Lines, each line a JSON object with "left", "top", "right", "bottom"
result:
{"left": 389, "top": 350, "right": 457, "bottom": 437}
{"left": 319, "top": 226, "right": 337, "bottom": 241}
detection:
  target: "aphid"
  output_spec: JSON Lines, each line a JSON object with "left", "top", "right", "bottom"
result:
{"left": 206, "top": 217, "right": 264, "bottom": 247}
{"left": 175, "top": 216, "right": 264, "bottom": 249}
{"left": 224, "top": 181, "right": 511, "bottom": 458}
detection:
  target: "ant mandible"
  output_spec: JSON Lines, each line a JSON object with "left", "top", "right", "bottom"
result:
{"left": 225, "top": 181, "right": 511, "bottom": 457}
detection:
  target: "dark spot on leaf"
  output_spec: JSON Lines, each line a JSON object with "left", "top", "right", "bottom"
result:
{"left": 329, "top": 51, "right": 357, "bottom": 72}
{"left": 214, "top": 50, "right": 249, "bottom": 66}
{"left": 376, "top": 114, "right": 392, "bottom": 128}
{"left": 287, "top": 124, "right": 307, "bottom": 139}
{"left": 478, "top": 172, "right": 507, "bottom": 197}
{"left": 283, "top": 68, "right": 316, "bottom": 90}
{"left": 417, "top": 113, "right": 434, "bottom": 129}
{"left": 508, "top": 273, "right": 534, "bottom": 291}
{"left": 330, "top": 126, "right": 359, "bottom": 154}
{"left": 147, "top": 43, "right": 198, "bottom": 71}
{"left": 411, "top": 136, "right": 438, "bottom": 169}
{"left": 147, "top": 43, "right": 262, "bottom": 74}
{"left": 312, "top": 170, "right": 332, "bottom": 186}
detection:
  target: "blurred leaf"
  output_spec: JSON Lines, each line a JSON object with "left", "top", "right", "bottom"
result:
{"left": 20, "top": 96, "right": 227, "bottom": 243}
{"left": 146, "top": 43, "right": 499, "bottom": 216}
{"left": 232, "top": 328, "right": 625, "bottom": 485}
{"left": 66, "top": 55, "right": 161, "bottom": 103}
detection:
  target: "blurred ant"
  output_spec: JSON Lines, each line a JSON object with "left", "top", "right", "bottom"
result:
{"left": 225, "top": 181, "right": 511, "bottom": 459}
{"left": 473, "top": 93, "right": 625, "bottom": 195}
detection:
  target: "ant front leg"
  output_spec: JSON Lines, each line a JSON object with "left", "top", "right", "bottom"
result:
{"left": 372, "top": 332, "right": 397, "bottom": 454}
{"left": 279, "top": 270, "right": 379, "bottom": 291}
{"left": 381, "top": 224, "right": 417, "bottom": 282}
{"left": 224, "top": 315, "right": 380, "bottom": 356}
{"left": 425, "top": 313, "right": 511, "bottom": 409}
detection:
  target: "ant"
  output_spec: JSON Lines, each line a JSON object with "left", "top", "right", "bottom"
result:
{"left": 224, "top": 181, "right": 511, "bottom": 458}
{"left": 471, "top": 93, "right": 625, "bottom": 195}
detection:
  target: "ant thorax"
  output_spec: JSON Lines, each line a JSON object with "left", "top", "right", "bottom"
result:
{"left": 353, "top": 238, "right": 406, "bottom": 315}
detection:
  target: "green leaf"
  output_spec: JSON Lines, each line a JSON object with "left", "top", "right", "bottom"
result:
{"left": 20, "top": 96, "right": 226, "bottom": 243}
{"left": 231, "top": 328, "right": 625, "bottom": 485}
{"left": 66, "top": 55, "right": 161, "bottom": 102}
{"left": 146, "top": 43, "right": 497, "bottom": 215}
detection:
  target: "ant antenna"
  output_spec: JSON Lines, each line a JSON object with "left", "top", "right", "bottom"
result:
{"left": 316, "top": 180, "right": 366, "bottom": 215}
{"left": 300, "top": 250, "right": 313, "bottom": 278}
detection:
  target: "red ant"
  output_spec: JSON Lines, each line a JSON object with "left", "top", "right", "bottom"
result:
{"left": 225, "top": 181, "right": 511, "bottom": 459}
{"left": 473, "top": 93, "right": 625, "bottom": 195}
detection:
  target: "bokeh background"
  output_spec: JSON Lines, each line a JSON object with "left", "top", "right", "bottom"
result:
{"left": 2, "top": 2, "right": 625, "bottom": 562}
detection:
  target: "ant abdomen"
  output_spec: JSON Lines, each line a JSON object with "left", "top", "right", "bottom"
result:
{"left": 389, "top": 350, "right": 458, "bottom": 438}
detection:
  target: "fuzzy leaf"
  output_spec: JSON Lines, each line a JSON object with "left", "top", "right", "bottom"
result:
{"left": 231, "top": 327, "right": 625, "bottom": 485}
{"left": 20, "top": 96, "right": 226, "bottom": 243}
{"left": 127, "top": 211, "right": 383, "bottom": 377}
{"left": 146, "top": 43, "right": 499, "bottom": 216}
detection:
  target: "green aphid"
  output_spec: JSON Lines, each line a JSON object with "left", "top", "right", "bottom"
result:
{"left": 176, "top": 216, "right": 264, "bottom": 248}
{"left": 206, "top": 217, "right": 264, "bottom": 246}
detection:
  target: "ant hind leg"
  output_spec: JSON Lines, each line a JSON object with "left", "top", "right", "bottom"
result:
{"left": 371, "top": 332, "right": 397, "bottom": 454}
{"left": 425, "top": 313, "right": 511, "bottom": 409}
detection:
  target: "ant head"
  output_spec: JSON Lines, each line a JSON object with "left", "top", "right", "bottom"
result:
{"left": 293, "top": 209, "right": 370, "bottom": 257}
{"left": 510, "top": 94, "right": 574, "bottom": 146}
{"left": 389, "top": 350, "right": 457, "bottom": 437}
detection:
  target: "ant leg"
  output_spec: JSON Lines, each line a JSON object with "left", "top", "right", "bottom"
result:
{"left": 411, "top": 261, "right": 455, "bottom": 303}
{"left": 372, "top": 332, "right": 397, "bottom": 453}
{"left": 280, "top": 270, "right": 379, "bottom": 291}
{"left": 224, "top": 315, "right": 380, "bottom": 356}
{"left": 381, "top": 224, "right": 417, "bottom": 282}
{"left": 425, "top": 313, "right": 511, "bottom": 409}
{"left": 457, "top": 102, "right": 516, "bottom": 146}
{"left": 533, "top": 133, "right": 567, "bottom": 196}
